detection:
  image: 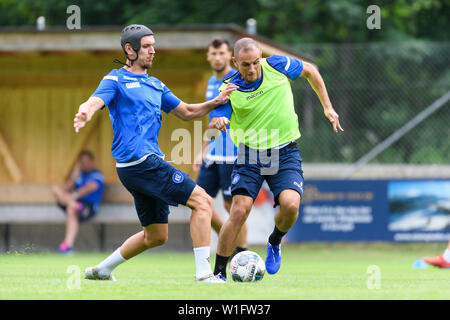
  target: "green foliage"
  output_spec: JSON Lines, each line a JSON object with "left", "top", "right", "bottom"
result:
{"left": 1, "top": 0, "right": 449, "bottom": 42}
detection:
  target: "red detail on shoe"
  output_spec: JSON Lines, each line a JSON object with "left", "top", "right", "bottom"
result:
{"left": 423, "top": 255, "right": 450, "bottom": 268}
{"left": 76, "top": 201, "right": 83, "bottom": 211}
{"left": 59, "top": 241, "right": 69, "bottom": 251}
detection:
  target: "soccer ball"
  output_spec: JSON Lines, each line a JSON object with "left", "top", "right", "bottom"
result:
{"left": 229, "top": 251, "right": 265, "bottom": 282}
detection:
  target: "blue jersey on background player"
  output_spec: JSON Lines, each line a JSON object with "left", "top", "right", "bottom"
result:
{"left": 74, "top": 168, "right": 105, "bottom": 213}
{"left": 195, "top": 38, "right": 249, "bottom": 258}
{"left": 197, "top": 67, "right": 238, "bottom": 201}
{"left": 204, "top": 68, "right": 239, "bottom": 165}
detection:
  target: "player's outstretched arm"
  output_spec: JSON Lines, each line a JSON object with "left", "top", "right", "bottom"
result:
{"left": 301, "top": 62, "right": 344, "bottom": 133}
{"left": 73, "top": 96, "right": 105, "bottom": 133}
{"left": 171, "top": 83, "right": 238, "bottom": 121}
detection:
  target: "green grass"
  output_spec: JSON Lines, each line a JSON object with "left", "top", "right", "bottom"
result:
{"left": 0, "top": 243, "right": 449, "bottom": 299}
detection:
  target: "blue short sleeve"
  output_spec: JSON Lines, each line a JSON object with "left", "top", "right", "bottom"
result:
{"left": 91, "top": 75, "right": 119, "bottom": 107}
{"left": 210, "top": 101, "right": 232, "bottom": 119}
{"left": 89, "top": 171, "right": 105, "bottom": 187}
{"left": 267, "top": 55, "right": 303, "bottom": 81}
{"left": 161, "top": 85, "right": 181, "bottom": 113}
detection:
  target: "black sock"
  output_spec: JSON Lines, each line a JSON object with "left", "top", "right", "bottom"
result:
{"left": 230, "top": 246, "right": 248, "bottom": 260}
{"left": 234, "top": 246, "right": 248, "bottom": 254}
{"left": 268, "top": 226, "right": 286, "bottom": 246}
{"left": 214, "top": 254, "right": 229, "bottom": 277}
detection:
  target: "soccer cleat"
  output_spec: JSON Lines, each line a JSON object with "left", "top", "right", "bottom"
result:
{"left": 195, "top": 273, "right": 226, "bottom": 283}
{"left": 57, "top": 242, "right": 74, "bottom": 255}
{"left": 423, "top": 255, "right": 450, "bottom": 268}
{"left": 265, "top": 243, "right": 281, "bottom": 274}
{"left": 84, "top": 267, "right": 117, "bottom": 281}
{"left": 217, "top": 273, "right": 227, "bottom": 282}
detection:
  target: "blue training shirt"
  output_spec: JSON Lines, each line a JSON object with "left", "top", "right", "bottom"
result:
{"left": 210, "top": 55, "right": 303, "bottom": 120}
{"left": 205, "top": 68, "right": 239, "bottom": 163}
{"left": 92, "top": 68, "right": 181, "bottom": 164}
{"left": 74, "top": 169, "right": 105, "bottom": 211}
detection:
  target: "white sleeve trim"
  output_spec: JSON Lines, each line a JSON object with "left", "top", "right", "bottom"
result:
{"left": 103, "top": 75, "right": 118, "bottom": 81}
{"left": 284, "top": 56, "right": 291, "bottom": 71}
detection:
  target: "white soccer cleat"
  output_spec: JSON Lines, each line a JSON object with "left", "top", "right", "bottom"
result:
{"left": 195, "top": 273, "right": 226, "bottom": 283}
{"left": 84, "top": 266, "right": 116, "bottom": 281}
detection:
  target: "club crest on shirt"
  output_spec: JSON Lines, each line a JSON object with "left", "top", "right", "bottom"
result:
{"left": 172, "top": 171, "right": 184, "bottom": 184}
{"left": 293, "top": 181, "right": 303, "bottom": 191}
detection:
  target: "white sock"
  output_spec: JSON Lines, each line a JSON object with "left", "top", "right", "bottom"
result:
{"left": 96, "top": 247, "right": 127, "bottom": 276}
{"left": 443, "top": 249, "right": 450, "bottom": 263}
{"left": 193, "top": 246, "right": 213, "bottom": 279}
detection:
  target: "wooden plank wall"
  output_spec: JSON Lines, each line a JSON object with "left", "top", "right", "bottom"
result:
{"left": 0, "top": 50, "right": 212, "bottom": 185}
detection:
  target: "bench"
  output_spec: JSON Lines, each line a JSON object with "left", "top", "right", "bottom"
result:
{"left": 0, "top": 184, "right": 191, "bottom": 252}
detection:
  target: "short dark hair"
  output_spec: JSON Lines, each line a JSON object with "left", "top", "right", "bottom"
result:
{"left": 208, "top": 38, "right": 231, "bottom": 51}
{"left": 79, "top": 150, "right": 95, "bottom": 160}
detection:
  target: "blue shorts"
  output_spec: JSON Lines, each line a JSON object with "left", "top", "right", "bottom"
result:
{"left": 116, "top": 154, "right": 196, "bottom": 227}
{"left": 58, "top": 201, "right": 97, "bottom": 223}
{"left": 231, "top": 143, "right": 304, "bottom": 207}
{"left": 196, "top": 161, "right": 234, "bottom": 200}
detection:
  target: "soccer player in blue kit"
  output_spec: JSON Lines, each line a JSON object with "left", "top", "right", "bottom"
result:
{"left": 193, "top": 38, "right": 248, "bottom": 257}
{"left": 74, "top": 25, "right": 237, "bottom": 283}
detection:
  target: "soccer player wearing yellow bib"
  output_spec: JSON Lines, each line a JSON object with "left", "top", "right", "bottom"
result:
{"left": 210, "top": 38, "right": 343, "bottom": 279}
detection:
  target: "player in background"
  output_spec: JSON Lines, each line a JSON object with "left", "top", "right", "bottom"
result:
{"left": 52, "top": 150, "right": 105, "bottom": 254}
{"left": 193, "top": 38, "right": 248, "bottom": 258}
{"left": 424, "top": 241, "right": 450, "bottom": 268}
{"left": 210, "top": 38, "right": 343, "bottom": 280}
{"left": 74, "top": 25, "right": 237, "bottom": 283}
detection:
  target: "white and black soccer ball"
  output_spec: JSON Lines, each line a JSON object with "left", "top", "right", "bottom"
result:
{"left": 229, "top": 251, "right": 265, "bottom": 282}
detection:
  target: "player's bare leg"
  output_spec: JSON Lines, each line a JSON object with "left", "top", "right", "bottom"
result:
{"left": 211, "top": 198, "right": 248, "bottom": 256}
{"left": 186, "top": 186, "right": 224, "bottom": 282}
{"left": 214, "top": 195, "right": 253, "bottom": 278}
{"left": 51, "top": 184, "right": 72, "bottom": 206}
{"left": 52, "top": 185, "right": 79, "bottom": 253}
{"left": 120, "top": 224, "right": 168, "bottom": 259}
{"left": 211, "top": 208, "right": 224, "bottom": 235}
{"left": 64, "top": 203, "right": 80, "bottom": 248}
{"left": 266, "top": 189, "right": 301, "bottom": 274}
{"left": 224, "top": 198, "right": 248, "bottom": 258}
{"left": 186, "top": 185, "right": 213, "bottom": 248}
{"left": 274, "top": 189, "right": 301, "bottom": 232}
{"left": 85, "top": 223, "right": 168, "bottom": 281}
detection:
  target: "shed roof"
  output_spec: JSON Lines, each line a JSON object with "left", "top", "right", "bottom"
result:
{"left": 0, "top": 24, "right": 313, "bottom": 62}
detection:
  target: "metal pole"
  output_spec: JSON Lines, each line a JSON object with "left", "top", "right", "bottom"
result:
{"left": 343, "top": 90, "right": 450, "bottom": 179}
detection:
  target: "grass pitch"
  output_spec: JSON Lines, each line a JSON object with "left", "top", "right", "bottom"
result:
{"left": 0, "top": 243, "right": 449, "bottom": 300}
